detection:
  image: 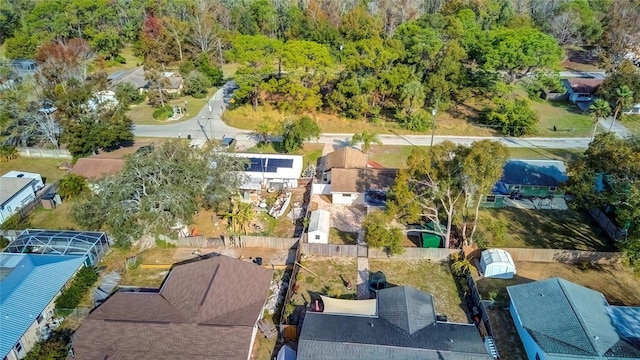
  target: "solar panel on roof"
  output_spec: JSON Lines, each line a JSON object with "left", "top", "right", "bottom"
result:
{"left": 245, "top": 158, "right": 265, "bottom": 172}
{"left": 268, "top": 159, "right": 294, "bottom": 168}
{"left": 244, "top": 157, "right": 294, "bottom": 173}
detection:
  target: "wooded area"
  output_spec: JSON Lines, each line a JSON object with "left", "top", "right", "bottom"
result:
{"left": 1, "top": 0, "right": 639, "bottom": 153}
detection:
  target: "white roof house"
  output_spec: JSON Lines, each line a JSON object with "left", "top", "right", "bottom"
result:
{"left": 480, "top": 249, "right": 516, "bottom": 279}
{"left": 0, "top": 171, "right": 45, "bottom": 223}
{"left": 234, "top": 153, "right": 303, "bottom": 190}
{"left": 308, "top": 209, "right": 330, "bottom": 244}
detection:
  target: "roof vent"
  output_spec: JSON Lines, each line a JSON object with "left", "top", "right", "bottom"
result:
{"left": 17, "top": 173, "right": 24, "bottom": 178}
{"left": 594, "top": 336, "right": 599, "bottom": 340}
{"left": 448, "top": 338, "right": 454, "bottom": 343}
{"left": 369, "top": 322, "right": 374, "bottom": 327}
{"left": 539, "top": 294, "right": 544, "bottom": 297}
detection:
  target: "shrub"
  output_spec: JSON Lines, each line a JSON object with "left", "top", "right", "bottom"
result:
{"left": 179, "top": 60, "right": 195, "bottom": 76}
{"left": 54, "top": 266, "right": 98, "bottom": 312}
{"left": 481, "top": 98, "right": 538, "bottom": 136}
{"left": 115, "top": 82, "right": 145, "bottom": 106}
{"left": 397, "top": 109, "right": 432, "bottom": 131}
{"left": 152, "top": 105, "right": 174, "bottom": 120}
{"left": 0, "top": 212, "right": 31, "bottom": 230}
{"left": 0, "top": 145, "right": 19, "bottom": 162}
{"left": 183, "top": 70, "right": 211, "bottom": 98}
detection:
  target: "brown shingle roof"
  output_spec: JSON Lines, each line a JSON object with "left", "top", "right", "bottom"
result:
{"left": 323, "top": 147, "right": 367, "bottom": 170}
{"left": 566, "top": 78, "right": 603, "bottom": 94}
{"left": 70, "top": 158, "right": 125, "bottom": 180}
{"left": 330, "top": 168, "right": 397, "bottom": 193}
{"left": 72, "top": 254, "right": 273, "bottom": 360}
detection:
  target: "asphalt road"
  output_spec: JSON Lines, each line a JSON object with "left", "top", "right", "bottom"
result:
{"left": 133, "top": 82, "right": 593, "bottom": 149}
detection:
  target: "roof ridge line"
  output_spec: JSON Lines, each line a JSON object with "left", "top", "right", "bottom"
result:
{"left": 557, "top": 279, "right": 599, "bottom": 355}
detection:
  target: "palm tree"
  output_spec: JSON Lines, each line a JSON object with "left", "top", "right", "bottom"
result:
{"left": 610, "top": 86, "right": 634, "bottom": 131}
{"left": 223, "top": 200, "right": 255, "bottom": 234}
{"left": 349, "top": 130, "right": 382, "bottom": 157}
{"left": 58, "top": 174, "right": 88, "bottom": 200}
{"left": 589, "top": 98, "right": 611, "bottom": 141}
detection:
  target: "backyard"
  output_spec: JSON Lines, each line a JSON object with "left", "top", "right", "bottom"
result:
{"left": 368, "top": 259, "right": 468, "bottom": 323}
{"left": 476, "top": 208, "right": 613, "bottom": 251}
{"left": 0, "top": 157, "right": 69, "bottom": 184}
{"left": 291, "top": 256, "right": 358, "bottom": 306}
{"left": 472, "top": 261, "right": 640, "bottom": 359}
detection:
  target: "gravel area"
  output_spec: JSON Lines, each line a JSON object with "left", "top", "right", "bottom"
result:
{"left": 311, "top": 195, "right": 365, "bottom": 233}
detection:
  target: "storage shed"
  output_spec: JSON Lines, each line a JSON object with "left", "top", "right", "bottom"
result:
{"left": 480, "top": 249, "right": 516, "bottom": 279}
{"left": 308, "top": 209, "right": 330, "bottom": 244}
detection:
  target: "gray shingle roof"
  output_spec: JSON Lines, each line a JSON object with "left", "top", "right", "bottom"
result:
{"left": 298, "top": 286, "right": 489, "bottom": 360}
{"left": 507, "top": 277, "right": 640, "bottom": 358}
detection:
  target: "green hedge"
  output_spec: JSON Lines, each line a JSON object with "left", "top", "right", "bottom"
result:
{"left": 54, "top": 266, "right": 98, "bottom": 313}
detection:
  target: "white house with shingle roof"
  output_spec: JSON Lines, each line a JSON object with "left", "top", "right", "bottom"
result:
{"left": 0, "top": 171, "right": 44, "bottom": 223}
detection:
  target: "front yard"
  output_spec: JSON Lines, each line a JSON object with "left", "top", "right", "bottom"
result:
{"left": 476, "top": 208, "right": 614, "bottom": 251}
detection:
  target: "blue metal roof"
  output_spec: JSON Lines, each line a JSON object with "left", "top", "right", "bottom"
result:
{"left": 501, "top": 160, "right": 567, "bottom": 187}
{"left": 0, "top": 253, "right": 85, "bottom": 358}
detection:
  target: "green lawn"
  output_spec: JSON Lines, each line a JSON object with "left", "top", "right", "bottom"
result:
{"left": 368, "top": 145, "right": 583, "bottom": 169}
{"left": 368, "top": 259, "right": 468, "bottom": 323}
{"left": 127, "top": 88, "right": 216, "bottom": 125}
{"left": 0, "top": 157, "right": 68, "bottom": 184}
{"left": 104, "top": 46, "right": 141, "bottom": 73}
{"left": 368, "top": 145, "right": 416, "bottom": 168}
{"left": 329, "top": 227, "right": 358, "bottom": 245}
{"left": 476, "top": 208, "right": 614, "bottom": 251}
{"left": 619, "top": 115, "right": 640, "bottom": 137}
{"left": 506, "top": 147, "right": 583, "bottom": 162}
{"left": 531, "top": 100, "right": 594, "bottom": 137}
{"left": 29, "top": 202, "right": 80, "bottom": 230}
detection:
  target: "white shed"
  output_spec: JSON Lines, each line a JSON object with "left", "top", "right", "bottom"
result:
{"left": 308, "top": 210, "right": 330, "bottom": 244}
{"left": 480, "top": 249, "right": 516, "bottom": 279}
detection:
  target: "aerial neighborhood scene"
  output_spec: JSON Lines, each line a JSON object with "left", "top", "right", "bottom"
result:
{"left": 2, "top": 0, "right": 640, "bottom": 359}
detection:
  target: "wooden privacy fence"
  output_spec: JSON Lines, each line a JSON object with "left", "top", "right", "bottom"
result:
{"left": 369, "top": 247, "right": 457, "bottom": 261}
{"left": 501, "top": 247, "right": 622, "bottom": 264}
{"left": 18, "top": 147, "right": 71, "bottom": 159}
{"left": 224, "top": 235, "right": 298, "bottom": 249}
{"left": 588, "top": 208, "right": 626, "bottom": 241}
{"left": 300, "top": 243, "right": 457, "bottom": 261}
{"left": 300, "top": 243, "right": 359, "bottom": 257}
{"left": 171, "top": 235, "right": 298, "bottom": 249}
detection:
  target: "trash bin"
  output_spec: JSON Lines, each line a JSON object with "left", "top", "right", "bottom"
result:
{"left": 41, "top": 193, "right": 56, "bottom": 209}
{"left": 255, "top": 257, "right": 263, "bottom": 266}
{"left": 187, "top": 134, "right": 192, "bottom": 140}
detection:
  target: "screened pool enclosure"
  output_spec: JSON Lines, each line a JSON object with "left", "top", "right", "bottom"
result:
{"left": 2, "top": 230, "right": 109, "bottom": 266}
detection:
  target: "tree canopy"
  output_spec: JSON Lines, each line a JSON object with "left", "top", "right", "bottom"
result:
{"left": 565, "top": 133, "right": 640, "bottom": 270}
{"left": 72, "top": 140, "right": 246, "bottom": 247}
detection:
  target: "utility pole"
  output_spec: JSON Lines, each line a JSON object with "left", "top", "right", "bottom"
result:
{"left": 430, "top": 99, "right": 439, "bottom": 148}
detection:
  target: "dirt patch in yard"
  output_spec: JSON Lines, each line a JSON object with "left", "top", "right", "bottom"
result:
{"left": 311, "top": 195, "right": 365, "bottom": 233}
{"left": 292, "top": 256, "right": 358, "bottom": 306}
